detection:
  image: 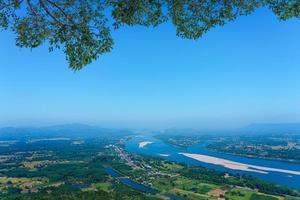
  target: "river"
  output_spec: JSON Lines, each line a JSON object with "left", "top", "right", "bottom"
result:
{"left": 105, "top": 167, "right": 184, "bottom": 200}
{"left": 125, "top": 135, "right": 300, "bottom": 189}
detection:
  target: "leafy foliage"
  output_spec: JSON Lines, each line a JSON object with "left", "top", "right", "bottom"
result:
{"left": 0, "top": 0, "right": 299, "bottom": 70}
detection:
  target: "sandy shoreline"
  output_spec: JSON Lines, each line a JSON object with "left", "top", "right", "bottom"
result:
{"left": 138, "top": 141, "right": 153, "bottom": 148}
{"left": 158, "top": 153, "right": 170, "bottom": 157}
{"left": 179, "top": 153, "right": 300, "bottom": 176}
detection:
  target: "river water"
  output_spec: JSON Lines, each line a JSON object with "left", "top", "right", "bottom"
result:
{"left": 105, "top": 167, "right": 184, "bottom": 200}
{"left": 125, "top": 135, "right": 300, "bottom": 189}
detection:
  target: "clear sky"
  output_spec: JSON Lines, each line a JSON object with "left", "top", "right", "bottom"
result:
{"left": 1, "top": 8, "right": 300, "bottom": 129}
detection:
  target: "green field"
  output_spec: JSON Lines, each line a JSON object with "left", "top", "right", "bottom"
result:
{"left": 226, "top": 188, "right": 279, "bottom": 200}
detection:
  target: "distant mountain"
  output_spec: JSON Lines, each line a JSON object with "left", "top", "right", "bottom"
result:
{"left": 160, "top": 128, "right": 229, "bottom": 136}
{"left": 0, "top": 124, "right": 133, "bottom": 140}
{"left": 240, "top": 123, "right": 300, "bottom": 135}
{"left": 160, "top": 123, "right": 300, "bottom": 136}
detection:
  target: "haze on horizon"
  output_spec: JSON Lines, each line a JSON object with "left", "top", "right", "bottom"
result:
{"left": 1, "top": 8, "right": 300, "bottom": 129}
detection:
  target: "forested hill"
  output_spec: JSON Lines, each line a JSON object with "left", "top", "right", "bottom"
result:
{"left": 0, "top": 124, "right": 134, "bottom": 140}
{"left": 240, "top": 123, "right": 300, "bottom": 135}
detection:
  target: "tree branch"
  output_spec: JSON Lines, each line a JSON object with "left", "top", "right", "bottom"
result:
{"left": 44, "top": 0, "right": 75, "bottom": 24}
{"left": 26, "top": 0, "right": 38, "bottom": 16}
{"left": 39, "top": 0, "right": 63, "bottom": 25}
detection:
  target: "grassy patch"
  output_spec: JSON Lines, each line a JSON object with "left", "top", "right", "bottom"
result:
{"left": 226, "top": 188, "right": 254, "bottom": 200}
{"left": 161, "top": 162, "right": 183, "bottom": 172}
{"left": 250, "top": 193, "right": 278, "bottom": 200}
{"left": 152, "top": 176, "right": 218, "bottom": 196}
{"left": 226, "top": 188, "right": 280, "bottom": 200}
{"left": 152, "top": 177, "right": 175, "bottom": 192}
{"left": 93, "top": 182, "right": 112, "bottom": 192}
{"left": 170, "top": 188, "right": 209, "bottom": 200}
{"left": 0, "top": 177, "right": 32, "bottom": 184}
{"left": 173, "top": 177, "right": 218, "bottom": 194}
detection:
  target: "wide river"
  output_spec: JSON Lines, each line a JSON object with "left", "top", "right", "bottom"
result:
{"left": 125, "top": 135, "right": 300, "bottom": 189}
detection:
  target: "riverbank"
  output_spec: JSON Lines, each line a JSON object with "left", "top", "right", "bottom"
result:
{"left": 125, "top": 134, "right": 300, "bottom": 189}
{"left": 179, "top": 153, "right": 300, "bottom": 176}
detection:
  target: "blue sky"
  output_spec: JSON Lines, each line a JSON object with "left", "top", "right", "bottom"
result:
{"left": 1, "top": 8, "right": 300, "bottom": 129}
